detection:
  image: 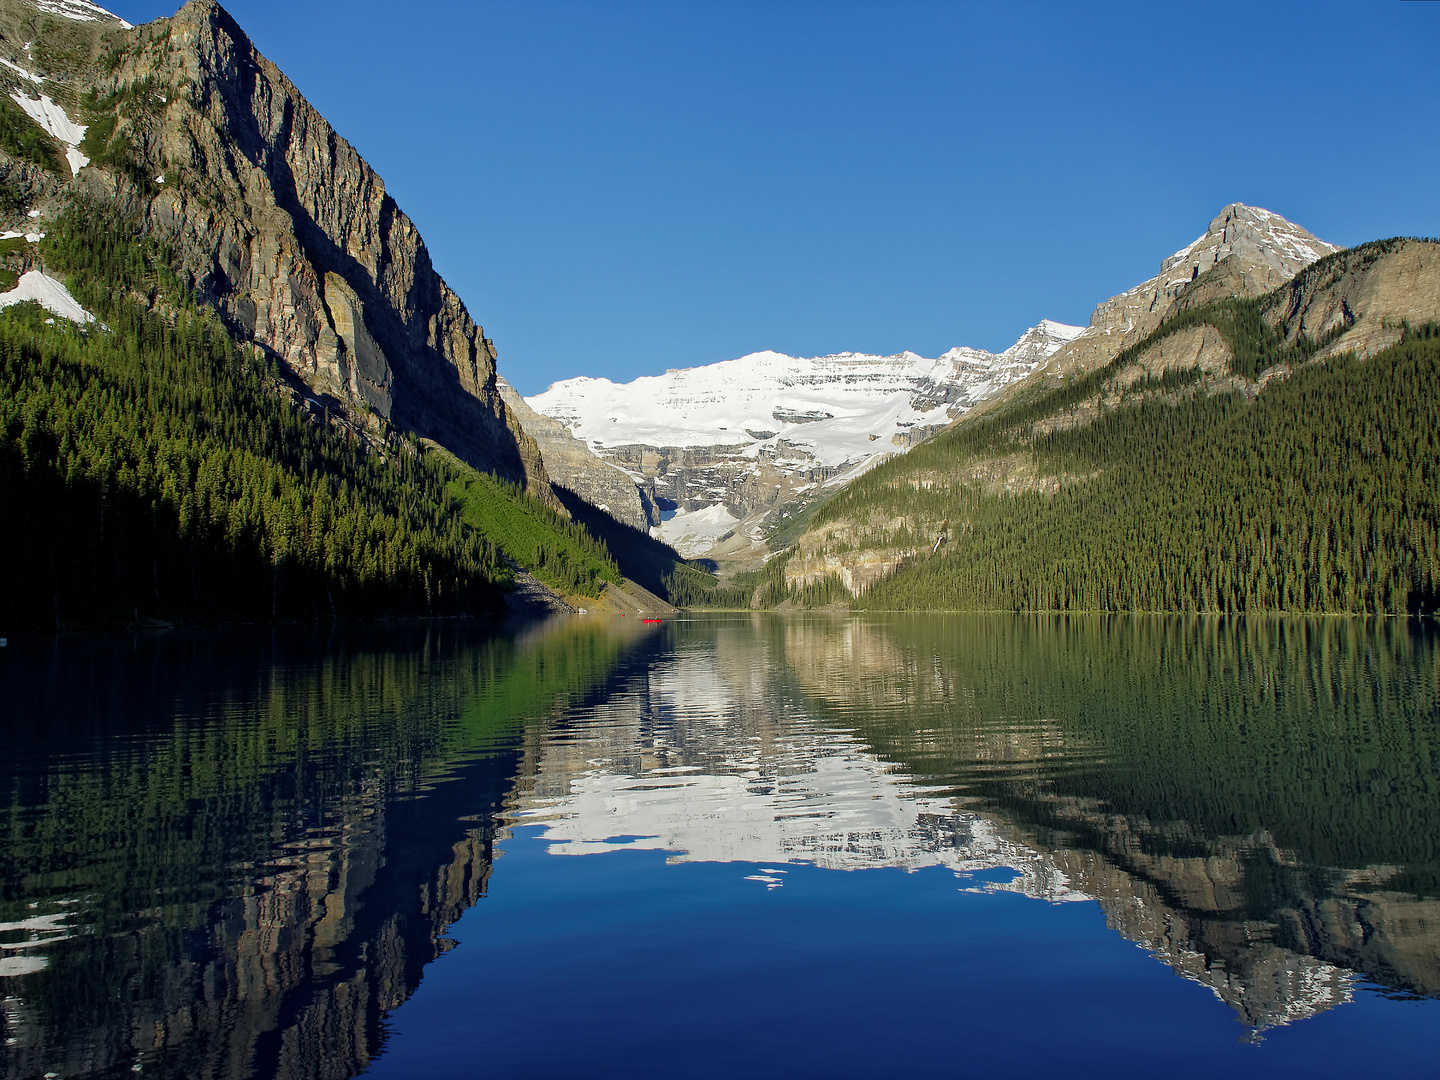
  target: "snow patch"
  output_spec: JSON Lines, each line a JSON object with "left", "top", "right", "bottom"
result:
{"left": 9, "top": 92, "right": 89, "bottom": 174}
{"left": 36, "top": 1, "right": 132, "bottom": 28}
{"left": 10, "top": 92, "right": 84, "bottom": 144}
{"left": 0, "top": 57, "right": 41, "bottom": 83}
{"left": 652, "top": 502, "right": 739, "bottom": 557}
{"left": 0, "top": 270, "right": 95, "bottom": 324}
{"left": 1038, "top": 319, "right": 1085, "bottom": 341}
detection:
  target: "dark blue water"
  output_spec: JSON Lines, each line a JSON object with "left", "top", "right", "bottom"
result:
{"left": 370, "top": 836, "right": 1433, "bottom": 1080}
{"left": 1, "top": 614, "right": 1437, "bottom": 1078}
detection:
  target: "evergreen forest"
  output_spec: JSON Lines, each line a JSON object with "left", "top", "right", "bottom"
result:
{"left": 0, "top": 202, "right": 621, "bottom": 629}
{"left": 792, "top": 282, "right": 1440, "bottom": 615}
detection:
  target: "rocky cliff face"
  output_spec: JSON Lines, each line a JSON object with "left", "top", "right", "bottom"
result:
{"left": 0, "top": 0, "right": 552, "bottom": 496}
{"left": 497, "top": 376, "right": 651, "bottom": 530}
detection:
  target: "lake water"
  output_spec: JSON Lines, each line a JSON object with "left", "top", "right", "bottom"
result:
{"left": 1, "top": 614, "right": 1437, "bottom": 1079}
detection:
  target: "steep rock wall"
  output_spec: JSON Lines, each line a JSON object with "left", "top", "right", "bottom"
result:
{"left": 39, "top": 0, "right": 552, "bottom": 495}
{"left": 497, "top": 376, "right": 651, "bottom": 530}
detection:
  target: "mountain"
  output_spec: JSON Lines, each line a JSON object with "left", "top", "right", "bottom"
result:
{"left": 0, "top": 0, "right": 549, "bottom": 494}
{"left": 2, "top": 0, "right": 1427, "bottom": 620}
{"left": 527, "top": 319, "right": 1083, "bottom": 557}
{"left": 522, "top": 203, "right": 1338, "bottom": 565}
{"left": 1030, "top": 203, "right": 1340, "bottom": 380}
{"left": 0, "top": 0, "right": 673, "bottom": 626}
{"left": 777, "top": 234, "right": 1440, "bottom": 613}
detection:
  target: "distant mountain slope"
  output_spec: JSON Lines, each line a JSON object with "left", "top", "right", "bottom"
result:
{"left": 527, "top": 320, "right": 1082, "bottom": 556}
{"left": 779, "top": 238, "right": 1440, "bottom": 614}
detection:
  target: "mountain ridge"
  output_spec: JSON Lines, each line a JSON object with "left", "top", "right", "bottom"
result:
{"left": 0, "top": 0, "right": 555, "bottom": 500}
{"left": 527, "top": 318, "right": 1083, "bottom": 556}
{"left": 775, "top": 234, "right": 1440, "bottom": 613}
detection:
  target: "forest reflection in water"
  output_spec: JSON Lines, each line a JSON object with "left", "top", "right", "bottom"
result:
{"left": 0, "top": 614, "right": 1437, "bottom": 1078}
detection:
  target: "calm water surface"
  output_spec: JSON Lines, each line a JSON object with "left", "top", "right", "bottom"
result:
{"left": 1, "top": 614, "right": 1437, "bottom": 1078}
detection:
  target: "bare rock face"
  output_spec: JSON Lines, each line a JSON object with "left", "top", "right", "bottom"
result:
{"left": 1040, "top": 203, "right": 1340, "bottom": 377}
{"left": 497, "top": 376, "right": 651, "bottom": 530}
{"left": 0, "top": 0, "right": 552, "bottom": 496}
{"left": 1267, "top": 238, "right": 1440, "bottom": 360}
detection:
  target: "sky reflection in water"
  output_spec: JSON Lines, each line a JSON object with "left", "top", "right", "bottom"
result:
{"left": 1, "top": 614, "right": 1437, "bottom": 1079}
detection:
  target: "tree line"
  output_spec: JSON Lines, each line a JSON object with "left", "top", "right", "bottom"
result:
{"left": 1, "top": 201, "right": 622, "bottom": 628}
{"left": 788, "top": 291, "right": 1440, "bottom": 615}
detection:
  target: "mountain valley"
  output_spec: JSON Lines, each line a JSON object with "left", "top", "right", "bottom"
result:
{"left": 0, "top": 0, "right": 1436, "bottom": 622}
{"left": 521, "top": 203, "right": 1356, "bottom": 572}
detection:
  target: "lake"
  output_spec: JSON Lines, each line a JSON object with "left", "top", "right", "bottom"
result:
{"left": 1, "top": 614, "right": 1437, "bottom": 1078}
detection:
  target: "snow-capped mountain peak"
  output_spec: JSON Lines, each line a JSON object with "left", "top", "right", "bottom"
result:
{"left": 529, "top": 320, "right": 1076, "bottom": 466}
{"left": 526, "top": 321, "right": 1079, "bottom": 555}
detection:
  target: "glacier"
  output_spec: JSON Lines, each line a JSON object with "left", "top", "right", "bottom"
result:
{"left": 527, "top": 320, "right": 1082, "bottom": 554}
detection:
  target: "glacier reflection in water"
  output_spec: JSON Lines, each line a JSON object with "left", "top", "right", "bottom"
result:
{"left": 1, "top": 615, "right": 1437, "bottom": 1079}
{"left": 364, "top": 613, "right": 1439, "bottom": 1079}
{"left": 514, "top": 642, "right": 1087, "bottom": 899}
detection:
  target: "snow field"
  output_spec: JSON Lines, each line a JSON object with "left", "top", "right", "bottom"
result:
{"left": 0, "top": 270, "right": 97, "bottom": 324}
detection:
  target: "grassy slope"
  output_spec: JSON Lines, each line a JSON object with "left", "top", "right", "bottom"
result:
{"left": 439, "top": 457, "right": 620, "bottom": 600}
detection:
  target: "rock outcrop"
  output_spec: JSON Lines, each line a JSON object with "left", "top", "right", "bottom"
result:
{"left": 1036, "top": 203, "right": 1339, "bottom": 378}
{"left": 497, "top": 376, "right": 651, "bottom": 530}
{"left": 0, "top": 0, "right": 552, "bottom": 496}
{"left": 1264, "top": 237, "right": 1440, "bottom": 360}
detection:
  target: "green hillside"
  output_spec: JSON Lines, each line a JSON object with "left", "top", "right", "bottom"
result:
{"left": 786, "top": 271, "right": 1440, "bottom": 615}
{"left": 444, "top": 464, "right": 620, "bottom": 598}
{"left": 0, "top": 202, "right": 623, "bottom": 628}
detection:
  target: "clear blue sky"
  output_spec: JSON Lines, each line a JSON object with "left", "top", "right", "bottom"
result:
{"left": 111, "top": 1, "right": 1440, "bottom": 396}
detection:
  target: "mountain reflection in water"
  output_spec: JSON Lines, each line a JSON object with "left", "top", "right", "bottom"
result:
{"left": 0, "top": 618, "right": 648, "bottom": 1080}
{"left": 1, "top": 614, "right": 1437, "bottom": 1079}
{"left": 508, "top": 615, "right": 1439, "bottom": 1036}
